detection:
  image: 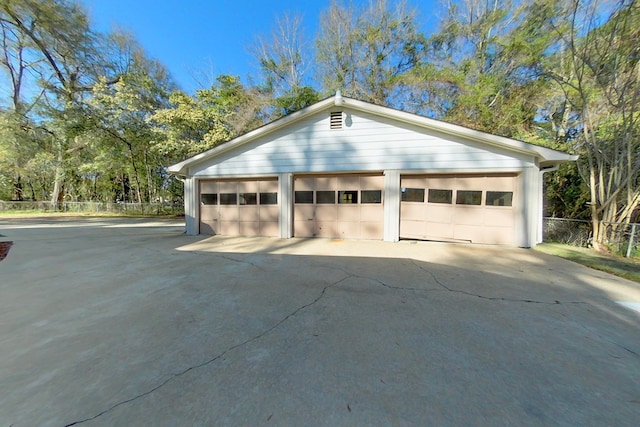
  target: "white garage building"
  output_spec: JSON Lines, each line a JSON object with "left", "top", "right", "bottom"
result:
{"left": 169, "top": 93, "right": 576, "bottom": 247}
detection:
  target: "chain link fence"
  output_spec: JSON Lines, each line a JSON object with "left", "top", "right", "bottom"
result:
{"left": 0, "top": 200, "right": 184, "bottom": 216}
{"left": 544, "top": 217, "right": 639, "bottom": 258}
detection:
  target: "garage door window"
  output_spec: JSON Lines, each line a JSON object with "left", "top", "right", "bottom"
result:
{"left": 220, "top": 193, "right": 237, "bottom": 205}
{"left": 240, "top": 193, "right": 257, "bottom": 205}
{"left": 401, "top": 188, "right": 425, "bottom": 202}
{"left": 260, "top": 192, "right": 278, "bottom": 205}
{"left": 338, "top": 190, "right": 358, "bottom": 204}
{"left": 295, "top": 191, "right": 314, "bottom": 204}
{"left": 317, "top": 191, "right": 335, "bottom": 204}
{"left": 361, "top": 190, "right": 382, "bottom": 204}
{"left": 201, "top": 194, "right": 217, "bottom": 205}
{"left": 486, "top": 191, "right": 513, "bottom": 206}
{"left": 456, "top": 190, "right": 482, "bottom": 205}
{"left": 428, "top": 189, "right": 452, "bottom": 204}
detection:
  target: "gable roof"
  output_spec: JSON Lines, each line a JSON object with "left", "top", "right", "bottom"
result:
{"left": 168, "top": 93, "right": 578, "bottom": 176}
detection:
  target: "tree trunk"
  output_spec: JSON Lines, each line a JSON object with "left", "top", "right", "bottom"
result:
{"left": 128, "top": 145, "right": 143, "bottom": 204}
{"left": 145, "top": 151, "right": 153, "bottom": 203}
{"left": 13, "top": 174, "right": 23, "bottom": 201}
{"left": 50, "top": 140, "right": 65, "bottom": 209}
{"left": 590, "top": 210, "right": 604, "bottom": 251}
{"left": 28, "top": 181, "right": 35, "bottom": 201}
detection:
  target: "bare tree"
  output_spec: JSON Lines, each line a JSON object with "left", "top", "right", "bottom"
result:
{"left": 549, "top": 0, "right": 640, "bottom": 250}
{"left": 252, "top": 12, "right": 309, "bottom": 95}
{"left": 315, "top": 0, "right": 425, "bottom": 105}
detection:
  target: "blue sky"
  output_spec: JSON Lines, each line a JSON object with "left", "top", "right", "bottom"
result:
{"left": 82, "top": 0, "right": 441, "bottom": 94}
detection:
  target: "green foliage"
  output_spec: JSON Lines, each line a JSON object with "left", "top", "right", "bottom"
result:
{"left": 0, "top": 0, "right": 180, "bottom": 204}
{"left": 88, "top": 65, "right": 172, "bottom": 203}
{"left": 537, "top": 0, "right": 640, "bottom": 248}
{"left": 410, "top": 0, "right": 548, "bottom": 137}
{"left": 273, "top": 86, "right": 320, "bottom": 116}
{"left": 544, "top": 163, "right": 590, "bottom": 219}
{"left": 151, "top": 75, "right": 268, "bottom": 162}
{"left": 152, "top": 89, "right": 231, "bottom": 158}
{"left": 0, "top": 109, "right": 51, "bottom": 200}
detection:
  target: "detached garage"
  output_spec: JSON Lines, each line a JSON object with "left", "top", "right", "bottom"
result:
{"left": 169, "top": 93, "right": 576, "bottom": 247}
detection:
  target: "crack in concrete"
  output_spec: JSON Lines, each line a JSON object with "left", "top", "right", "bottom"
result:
{"left": 556, "top": 307, "right": 640, "bottom": 360}
{"left": 349, "top": 272, "right": 439, "bottom": 292}
{"left": 63, "top": 274, "right": 351, "bottom": 426}
{"left": 178, "top": 249, "right": 264, "bottom": 270}
{"left": 337, "top": 264, "right": 638, "bottom": 362}
{"left": 333, "top": 261, "right": 588, "bottom": 306}
{"left": 410, "top": 259, "right": 588, "bottom": 305}
{"left": 63, "top": 253, "right": 597, "bottom": 425}
{"left": 210, "top": 252, "right": 261, "bottom": 268}
{"left": 173, "top": 249, "right": 584, "bottom": 305}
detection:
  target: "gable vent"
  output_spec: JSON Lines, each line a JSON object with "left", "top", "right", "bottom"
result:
{"left": 330, "top": 111, "right": 343, "bottom": 129}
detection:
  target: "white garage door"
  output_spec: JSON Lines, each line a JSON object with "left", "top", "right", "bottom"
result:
{"left": 294, "top": 174, "right": 384, "bottom": 239}
{"left": 400, "top": 174, "right": 516, "bottom": 245}
{"left": 199, "top": 178, "right": 279, "bottom": 236}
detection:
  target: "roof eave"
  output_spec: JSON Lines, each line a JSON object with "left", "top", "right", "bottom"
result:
{"left": 340, "top": 98, "right": 577, "bottom": 164}
{"left": 168, "top": 96, "right": 338, "bottom": 176}
{"left": 539, "top": 154, "right": 579, "bottom": 168}
{"left": 168, "top": 94, "right": 578, "bottom": 176}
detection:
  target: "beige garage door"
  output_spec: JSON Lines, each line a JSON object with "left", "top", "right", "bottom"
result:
{"left": 199, "top": 178, "right": 279, "bottom": 236}
{"left": 400, "top": 174, "right": 516, "bottom": 245}
{"left": 294, "top": 174, "right": 384, "bottom": 239}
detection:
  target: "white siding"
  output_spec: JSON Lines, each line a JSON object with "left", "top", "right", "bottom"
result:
{"left": 191, "top": 109, "right": 536, "bottom": 177}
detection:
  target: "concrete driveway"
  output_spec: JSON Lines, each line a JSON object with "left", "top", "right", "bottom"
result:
{"left": 1, "top": 217, "right": 639, "bottom": 426}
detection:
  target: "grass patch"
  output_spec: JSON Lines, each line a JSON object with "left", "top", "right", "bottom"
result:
{"left": 535, "top": 243, "right": 640, "bottom": 283}
{"left": 0, "top": 210, "right": 51, "bottom": 216}
{"left": 0, "top": 211, "right": 121, "bottom": 217}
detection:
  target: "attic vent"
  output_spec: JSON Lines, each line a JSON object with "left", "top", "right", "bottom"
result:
{"left": 330, "top": 111, "right": 343, "bottom": 129}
